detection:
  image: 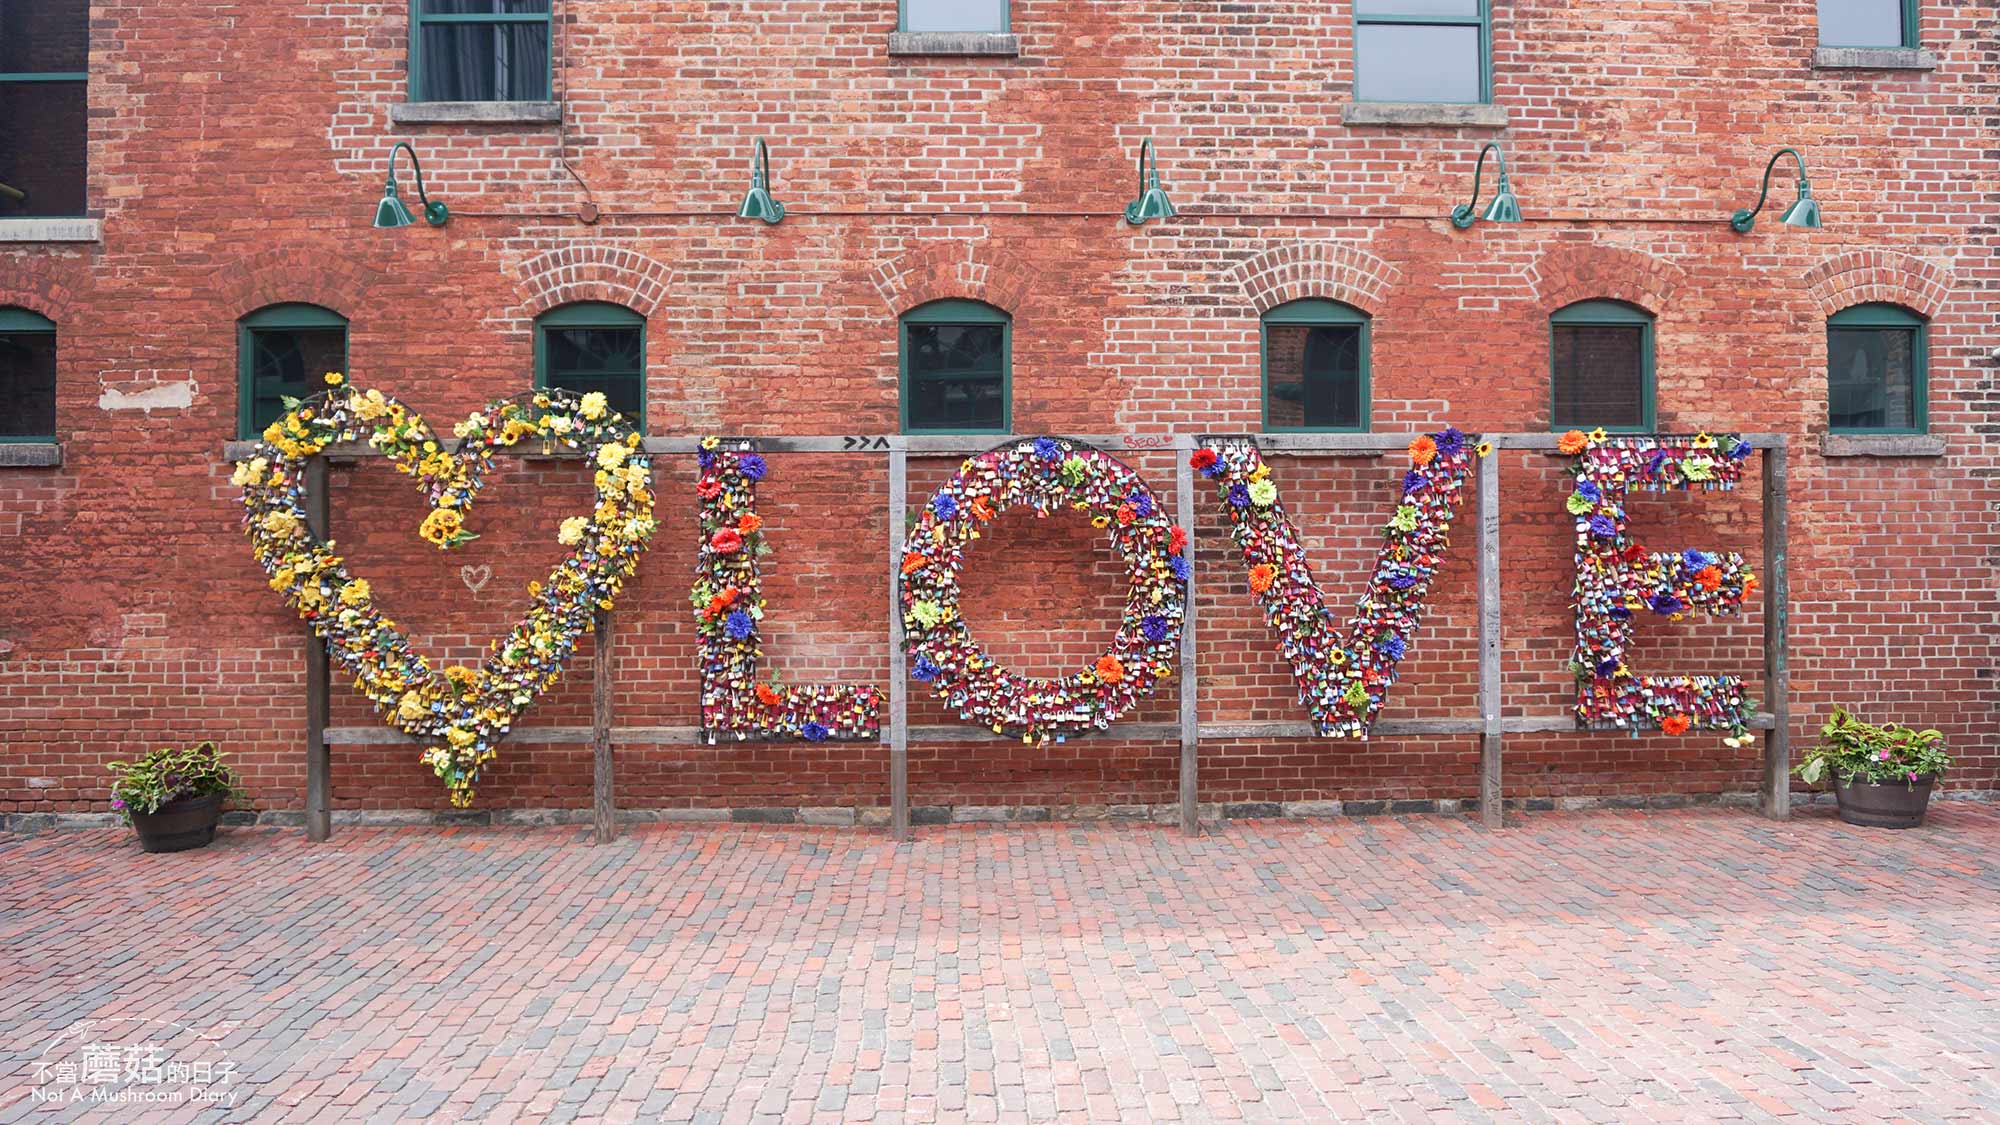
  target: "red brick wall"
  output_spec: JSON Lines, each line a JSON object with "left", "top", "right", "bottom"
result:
{"left": 2, "top": 0, "right": 1995, "bottom": 816}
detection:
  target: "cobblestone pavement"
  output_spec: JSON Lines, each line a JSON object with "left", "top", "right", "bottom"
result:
{"left": 2, "top": 804, "right": 1996, "bottom": 1123}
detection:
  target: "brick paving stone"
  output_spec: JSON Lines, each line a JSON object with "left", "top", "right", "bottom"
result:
{"left": 1, "top": 806, "right": 1997, "bottom": 1122}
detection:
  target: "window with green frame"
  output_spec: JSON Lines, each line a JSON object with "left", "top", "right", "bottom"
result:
{"left": 535, "top": 302, "right": 647, "bottom": 431}
{"left": 411, "top": 0, "right": 553, "bottom": 103}
{"left": 0, "top": 0, "right": 89, "bottom": 218}
{"left": 0, "top": 307, "right": 57, "bottom": 441}
{"left": 238, "top": 305, "right": 349, "bottom": 439}
{"left": 901, "top": 299, "right": 1010, "bottom": 434}
{"left": 899, "top": 0, "right": 1008, "bottom": 33}
{"left": 1817, "top": 0, "right": 1917, "bottom": 48}
{"left": 1262, "top": 299, "right": 1369, "bottom": 432}
{"left": 1828, "top": 303, "right": 1926, "bottom": 434}
{"left": 1550, "top": 300, "right": 1654, "bottom": 432}
{"left": 1353, "top": 0, "right": 1488, "bottom": 104}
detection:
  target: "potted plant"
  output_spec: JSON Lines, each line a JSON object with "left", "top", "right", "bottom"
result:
{"left": 1795, "top": 707, "right": 1950, "bottom": 829}
{"left": 108, "top": 741, "right": 244, "bottom": 852}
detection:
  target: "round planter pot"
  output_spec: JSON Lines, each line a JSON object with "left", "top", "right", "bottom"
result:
{"left": 1832, "top": 774, "right": 1936, "bottom": 830}
{"left": 128, "top": 792, "right": 225, "bottom": 853}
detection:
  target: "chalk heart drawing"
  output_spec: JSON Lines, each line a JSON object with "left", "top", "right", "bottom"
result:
{"left": 460, "top": 564, "right": 493, "bottom": 595}
{"left": 234, "top": 386, "right": 655, "bottom": 804}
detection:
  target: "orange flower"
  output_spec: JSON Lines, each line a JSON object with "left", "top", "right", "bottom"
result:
{"left": 1407, "top": 435, "right": 1438, "bottom": 466}
{"left": 1557, "top": 429, "right": 1588, "bottom": 455}
{"left": 1693, "top": 564, "right": 1722, "bottom": 591}
{"left": 737, "top": 512, "right": 763, "bottom": 535}
{"left": 1115, "top": 502, "right": 1136, "bottom": 526}
{"left": 1661, "top": 714, "right": 1691, "bottom": 736}
{"left": 1248, "top": 563, "right": 1277, "bottom": 594}
{"left": 901, "top": 551, "right": 927, "bottom": 575}
{"left": 969, "top": 496, "right": 996, "bottom": 522}
{"left": 754, "top": 683, "right": 783, "bottom": 706}
{"left": 1094, "top": 654, "right": 1125, "bottom": 683}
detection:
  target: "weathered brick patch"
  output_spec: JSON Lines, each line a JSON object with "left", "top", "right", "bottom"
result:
{"left": 3, "top": 806, "right": 1996, "bottom": 1121}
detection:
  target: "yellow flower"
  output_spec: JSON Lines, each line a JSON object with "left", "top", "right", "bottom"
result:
{"left": 338, "top": 578, "right": 372, "bottom": 606}
{"left": 578, "top": 391, "right": 608, "bottom": 420}
{"left": 324, "top": 371, "right": 344, "bottom": 386}
{"left": 397, "top": 691, "right": 427, "bottom": 721}
{"left": 1691, "top": 432, "right": 1716, "bottom": 449}
{"left": 595, "top": 442, "right": 628, "bottom": 470}
{"left": 419, "top": 507, "right": 463, "bottom": 547}
{"left": 557, "top": 516, "right": 590, "bottom": 546}
{"left": 1588, "top": 427, "right": 1609, "bottom": 444}
{"left": 260, "top": 511, "right": 302, "bottom": 538}
{"left": 1475, "top": 440, "right": 1494, "bottom": 457}
{"left": 446, "top": 727, "right": 477, "bottom": 749}
{"left": 1248, "top": 463, "right": 1271, "bottom": 482}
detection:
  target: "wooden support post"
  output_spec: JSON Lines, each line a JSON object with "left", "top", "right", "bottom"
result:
{"left": 1476, "top": 447, "right": 1503, "bottom": 829}
{"left": 1175, "top": 439, "right": 1199, "bottom": 835}
{"left": 887, "top": 448, "right": 910, "bottom": 842}
{"left": 303, "top": 457, "right": 332, "bottom": 843}
{"left": 1761, "top": 446, "right": 1791, "bottom": 820}
{"left": 592, "top": 610, "right": 615, "bottom": 844}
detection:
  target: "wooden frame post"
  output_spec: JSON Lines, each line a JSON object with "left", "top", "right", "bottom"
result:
{"left": 592, "top": 610, "right": 616, "bottom": 843}
{"left": 887, "top": 447, "right": 910, "bottom": 841}
{"left": 1174, "top": 438, "right": 1199, "bottom": 835}
{"left": 1476, "top": 447, "right": 1503, "bottom": 829}
{"left": 303, "top": 456, "right": 332, "bottom": 843}
{"left": 1761, "top": 445, "right": 1790, "bottom": 819}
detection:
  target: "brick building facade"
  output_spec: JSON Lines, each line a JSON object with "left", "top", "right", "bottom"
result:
{"left": 2, "top": 1, "right": 1995, "bottom": 823}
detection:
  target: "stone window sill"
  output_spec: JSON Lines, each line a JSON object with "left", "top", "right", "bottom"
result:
{"left": 887, "top": 31, "right": 1020, "bottom": 57}
{"left": 1812, "top": 46, "right": 1937, "bottom": 71}
{"left": 1342, "top": 102, "right": 1508, "bottom": 128}
{"left": 1821, "top": 433, "right": 1945, "bottom": 457}
{"left": 0, "top": 218, "right": 102, "bottom": 243}
{"left": 0, "top": 443, "right": 63, "bottom": 467}
{"left": 388, "top": 101, "right": 563, "bottom": 126}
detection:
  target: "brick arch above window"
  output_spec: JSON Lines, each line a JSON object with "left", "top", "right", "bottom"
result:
{"left": 1805, "top": 250, "right": 1954, "bottom": 320}
{"left": 513, "top": 245, "right": 672, "bottom": 320}
{"left": 1530, "top": 243, "right": 1685, "bottom": 317}
{"left": 213, "top": 249, "right": 383, "bottom": 319}
{"left": 0, "top": 256, "right": 84, "bottom": 323}
{"left": 869, "top": 243, "right": 1039, "bottom": 317}
{"left": 1229, "top": 241, "right": 1400, "bottom": 316}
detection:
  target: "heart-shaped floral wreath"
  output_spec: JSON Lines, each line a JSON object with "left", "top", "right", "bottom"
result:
{"left": 235, "top": 374, "right": 656, "bottom": 806}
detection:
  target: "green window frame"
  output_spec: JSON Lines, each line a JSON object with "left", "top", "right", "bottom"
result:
{"left": 1816, "top": 0, "right": 1919, "bottom": 49}
{"left": 1827, "top": 303, "right": 1927, "bottom": 435}
{"left": 1549, "top": 299, "right": 1655, "bottom": 433}
{"left": 1261, "top": 298, "right": 1371, "bottom": 433}
{"left": 534, "top": 301, "right": 648, "bottom": 432}
{"left": 898, "top": 0, "right": 1010, "bottom": 33}
{"left": 238, "top": 304, "right": 349, "bottom": 439}
{"left": 900, "top": 299, "right": 1011, "bottom": 435}
{"left": 409, "top": 1, "right": 554, "bottom": 103}
{"left": 0, "top": 0, "right": 90, "bottom": 218}
{"left": 0, "top": 306, "right": 58, "bottom": 442}
{"left": 1353, "top": 1, "right": 1491, "bottom": 105}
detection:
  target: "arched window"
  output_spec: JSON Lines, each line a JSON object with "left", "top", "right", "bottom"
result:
{"left": 1261, "top": 298, "right": 1369, "bottom": 432}
{"left": 0, "top": 307, "right": 58, "bottom": 441}
{"left": 238, "top": 304, "right": 348, "bottom": 439}
{"left": 900, "top": 299, "right": 1010, "bottom": 434}
{"left": 1828, "top": 303, "right": 1926, "bottom": 434}
{"left": 535, "top": 302, "right": 647, "bottom": 431}
{"left": 1550, "top": 299, "right": 1654, "bottom": 432}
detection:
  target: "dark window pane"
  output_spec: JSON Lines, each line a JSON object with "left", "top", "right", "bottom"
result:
{"left": 904, "top": 0, "right": 1008, "bottom": 32}
{"left": 1552, "top": 324, "right": 1646, "bottom": 429}
{"left": 0, "top": 0, "right": 89, "bottom": 74}
{"left": 544, "top": 326, "right": 645, "bottom": 428}
{"left": 906, "top": 322, "right": 1005, "bottom": 432}
{"left": 1357, "top": 0, "right": 1479, "bottom": 17}
{"left": 1354, "top": 24, "right": 1481, "bottom": 103}
{"left": 1818, "top": 0, "right": 1903, "bottom": 47}
{"left": 0, "top": 330, "right": 56, "bottom": 438}
{"left": 247, "top": 328, "right": 346, "bottom": 435}
{"left": 1828, "top": 327, "right": 1917, "bottom": 431}
{"left": 419, "top": 22, "right": 549, "bottom": 101}
{"left": 1266, "top": 324, "right": 1364, "bottom": 430}
{"left": 421, "top": 0, "right": 550, "bottom": 12}
{"left": 0, "top": 81, "right": 87, "bottom": 218}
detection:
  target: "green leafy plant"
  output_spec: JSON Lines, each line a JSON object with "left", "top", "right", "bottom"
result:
{"left": 1795, "top": 707, "right": 1950, "bottom": 789}
{"left": 107, "top": 741, "right": 244, "bottom": 822}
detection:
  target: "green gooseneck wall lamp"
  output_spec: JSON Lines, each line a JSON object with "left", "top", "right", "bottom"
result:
{"left": 1123, "top": 138, "right": 1176, "bottom": 226}
{"left": 736, "top": 138, "right": 785, "bottom": 225}
{"left": 1450, "top": 141, "right": 1521, "bottom": 229}
{"left": 373, "top": 141, "right": 448, "bottom": 229}
{"left": 1731, "top": 147, "right": 1821, "bottom": 233}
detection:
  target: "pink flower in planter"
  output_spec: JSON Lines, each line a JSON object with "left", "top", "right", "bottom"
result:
{"left": 1877, "top": 750, "right": 1890, "bottom": 761}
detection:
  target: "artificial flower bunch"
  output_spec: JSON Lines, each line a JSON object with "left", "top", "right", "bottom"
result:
{"left": 1198, "top": 427, "right": 1480, "bottom": 737}
{"left": 1565, "top": 431, "right": 1755, "bottom": 739}
{"left": 691, "top": 438, "right": 882, "bottom": 742}
{"left": 899, "top": 437, "right": 1187, "bottom": 743}
{"left": 236, "top": 376, "right": 655, "bottom": 806}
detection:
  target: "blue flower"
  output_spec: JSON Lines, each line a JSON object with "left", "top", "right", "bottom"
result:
{"left": 1141, "top": 614, "right": 1171, "bottom": 643}
{"left": 724, "top": 609, "right": 755, "bottom": 640}
{"left": 1227, "top": 483, "right": 1251, "bottom": 508}
{"left": 738, "top": 453, "right": 768, "bottom": 481}
{"left": 1610, "top": 605, "right": 1633, "bottom": 620}
{"left": 1375, "top": 635, "right": 1407, "bottom": 660}
{"left": 696, "top": 448, "right": 717, "bottom": 471}
{"left": 932, "top": 493, "right": 958, "bottom": 520}
{"left": 1434, "top": 428, "right": 1466, "bottom": 456}
{"left": 1403, "top": 470, "right": 1427, "bottom": 495}
{"left": 1589, "top": 514, "right": 1618, "bottom": 538}
{"left": 1651, "top": 593, "right": 1684, "bottom": 615}
{"left": 1575, "top": 480, "right": 1602, "bottom": 503}
{"left": 1033, "top": 436, "right": 1061, "bottom": 461}
{"left": 1681, "top": 548, "right": 1712, "bottom": 571}
{"left": 801, "top": 721, "right": 828, "bottom": 742}
{"left": 1594, "top": 658, "right": 1619, "bottom": 677}
{"left": 1728, "top": 438, "right": 1752, "bottom": 460}
{"left": 1388, "top": 571, "right": 1420, "bottom": 591}
{"left": 1169, "top": 555, "right": 1191, "bottom": 582}
{"left": 913, "top": 656, "right": 941, "bottom": 681}
{"left": 1130, "top": 491, "right": 1156, "bottom": 518}
{"left": 1199, "top": 459, "right": 1226, "bottom": 480}
{"left": 1646, "top": 449, "right": 1668, "bottom": 475}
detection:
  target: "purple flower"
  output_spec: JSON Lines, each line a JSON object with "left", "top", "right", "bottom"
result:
{"left": 801, "top": 721, "right": 828, "bottom": 742}
{"left": 1681, "top": 548, "right": 1712, "bottom": 571}
{"left": 724, "top": 609, "right": 755, "bottom": 640}
{"left": 111, "top": 798, "right": 126, "bottom": 810}
{"left": 1141, "top": 614, "right": 1171, "bottom": 643}
{"left": 1375, "top": 635, "right": 1407, "bottom": 660}
{"left": 1227, "top": 483, "right": 1251, "bottom": 508}
{"left": 696, "top": 448, "right": 717, "bottom": 471}
{"left": 1130, "top": 491, "right": 1156, "bottom": 518}
{"left": 932, "top": 493, "right": 958, "bottom": 520}
{"left": 1651, "top": 593, "right": 1684, "bottom": 615}
{"left": 1403, "top": 470, "right": 1427, "bottom": 495}
{"left": 1575, "top": 480, "right": 1601, "bottom": 503}
{"left": 1169, "top": 556, "right": 1191, "bottom": 582}
{"left": 1610, "top": 605, "right": 1633, "bottom": 620}
{"left": 1589, "top": 514, "right": 1618, "bottom": 538}
{"left": 912, "top": 656, "right": 941, "bottom": 681}
{"left": 1434, "top": 428, "right": 1466, "bottom": 456}
{"left": 1728, "top": 439, "right": 1752, "bottom": 460}
{"left": 1033, "top": 437, "right": 1061, "bottom": 461}
{"left": 737, "top": 453, "right": 769, "bottom": 481}
{"left": 1646, "top": 449, "right": 1669, "bottom": 475}
{"left": 1199, "top": 459, "right": 1226, "bottom": 480}
{"left": 1387, "top": 571, "right": 1420, "bottom": 591}
{"left": 1594, "top": 659, "right": 1619, "bottom": 678}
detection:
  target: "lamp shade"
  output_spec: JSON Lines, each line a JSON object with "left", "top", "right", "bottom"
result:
{"left": 1780, "top": 192, "right": 1822, "bottom": 229}
{"left": 1123, "top": 185, "right": 1176, "bottom": 225}
{"left": 373, "top": 186, "right": 416, "bottom": 229}
{"left": 737, "top": 185, "right": 785, "bottom": 224}
{"left": 1482, "top": 180, "right": 1522, "bottom": 224}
